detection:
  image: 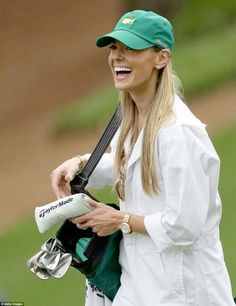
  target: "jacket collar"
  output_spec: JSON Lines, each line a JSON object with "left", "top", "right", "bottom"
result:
{"left": 123, "top": 95, "right": 206, "bottom": 170}
{"left": 125, "top": 128, "right": 144, "bottom": 170}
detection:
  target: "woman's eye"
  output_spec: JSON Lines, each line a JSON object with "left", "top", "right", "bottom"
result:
{"left": 109, "top": 44, "right": 116, "bottom": 50}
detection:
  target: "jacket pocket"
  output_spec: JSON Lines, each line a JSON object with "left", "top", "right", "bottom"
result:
{"left": 160, "top": 249, "right": 185, "bottom": 298}
{"left": 136, "top": 235, "right": 185, "bottom": 303}
{"left": 204, "top": 264, "right": 234, "bottom": 306}
{"left": 138, "top": 247, "right": 185, "bottom": 304}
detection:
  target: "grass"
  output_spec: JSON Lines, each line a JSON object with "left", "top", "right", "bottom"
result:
{"left": 212, "top": 125, "right": 236, "bottom": 288}
{"left": 0, "top": 217, "right": 86, "bottom": 306}
{"left": 0, "top": 126, "right": 235, "bottom": 305}
{"left": 52, "top": 22, "right": 236, "bottom": 135}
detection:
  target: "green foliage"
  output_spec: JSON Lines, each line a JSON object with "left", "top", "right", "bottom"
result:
{"left": 172, "top": 0, "right": 236, "bottom": 41}
{"left": 173, "top": 23, "right": 236, "bottom": 96}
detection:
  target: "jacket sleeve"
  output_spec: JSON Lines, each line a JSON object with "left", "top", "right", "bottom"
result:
{"left": 144, "top": 125, "right": 220, "bottom": 251}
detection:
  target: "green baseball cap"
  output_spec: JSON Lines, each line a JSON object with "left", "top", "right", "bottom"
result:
{"left": 96, "top": 10, "right": 174, "bottom": 51}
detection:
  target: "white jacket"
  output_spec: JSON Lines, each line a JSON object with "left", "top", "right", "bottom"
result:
{"left": 85, "top": 96, "right": 234, "bottom": 306}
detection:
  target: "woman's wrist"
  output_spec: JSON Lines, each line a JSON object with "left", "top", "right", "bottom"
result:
{"left": 114, "top": 210, "right": 126, "bottom": 230}
{"left": 115, "top": 210, "right": 146, "bottom": 234}
{"left": 129, "top": 214, "right": 147, "bottom": 234}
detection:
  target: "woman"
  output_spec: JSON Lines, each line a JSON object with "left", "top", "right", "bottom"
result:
{"left": 51, "top": 10, "right": 235, "bottom": 306}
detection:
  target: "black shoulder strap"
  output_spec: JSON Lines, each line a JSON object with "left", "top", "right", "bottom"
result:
{"left": 70, "top": 104, "right": 121, "bottom": 193}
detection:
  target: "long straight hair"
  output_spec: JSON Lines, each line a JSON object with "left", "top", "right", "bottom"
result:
{"left": 114, "top": 59, "right": 183, "bottom": 196}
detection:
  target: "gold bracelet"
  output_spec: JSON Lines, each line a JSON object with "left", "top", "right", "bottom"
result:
{"left": 72, "top": 155, "right": 84, "bottom": 170}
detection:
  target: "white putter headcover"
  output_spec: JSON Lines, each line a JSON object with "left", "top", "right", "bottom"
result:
{"left": 35, "top": 193, "right": 93, "bottom": 233}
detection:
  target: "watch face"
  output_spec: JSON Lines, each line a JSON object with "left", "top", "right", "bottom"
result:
{"left": 120, "top": 222, "right": 131, "bottom": 234}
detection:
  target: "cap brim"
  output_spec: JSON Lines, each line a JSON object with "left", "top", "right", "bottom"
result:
{"left": 96, "top": 30, "right": 153, "bottom": 50}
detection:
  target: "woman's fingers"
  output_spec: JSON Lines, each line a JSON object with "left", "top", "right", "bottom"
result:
{"left": 50, "top": 158, "right": 83, "bottom": 198}
{"left": 58, "top": 185, "right": 70, "bottom": 198}
{"left": 84, "top": 196, "right": 100, "bottom": 208}
{"left": 71, "top": 198, "right": 119, "bottom": 236}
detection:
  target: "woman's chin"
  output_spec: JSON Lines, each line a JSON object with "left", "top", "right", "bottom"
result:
{"left": 114, "top": 82, "right": 132, "bottom": 92}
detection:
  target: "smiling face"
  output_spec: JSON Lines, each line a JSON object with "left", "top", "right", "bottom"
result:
{"left": 108, "top": 40, "right": 161, "bottom": 95}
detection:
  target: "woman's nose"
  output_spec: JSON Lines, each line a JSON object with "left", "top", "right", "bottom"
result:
{"left": 111, "top": 48, "right": 124, "bottom": 60}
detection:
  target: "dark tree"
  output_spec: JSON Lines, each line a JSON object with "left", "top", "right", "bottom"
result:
{"left": 124, "top": 0, "right": 185, "bottom": 18}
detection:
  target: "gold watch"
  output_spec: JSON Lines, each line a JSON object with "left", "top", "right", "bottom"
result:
{"left": 120, "top": 213, "right": 132, "bottom": 234}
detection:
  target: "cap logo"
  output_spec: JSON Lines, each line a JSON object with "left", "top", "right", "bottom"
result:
{"left": 122, "top": 18, "right": 135, "bottom": 25}
{"left": 155, "top": 39, "right": 167, "bottom": 48}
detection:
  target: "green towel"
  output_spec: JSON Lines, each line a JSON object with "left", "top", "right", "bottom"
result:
{"left": 75, "top": 237, "right": 91, "bottom": 262}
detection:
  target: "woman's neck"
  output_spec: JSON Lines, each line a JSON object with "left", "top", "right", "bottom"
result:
{"left": 130, "top": 87, "right": 156, "bottom": 134}
{"left": 129, "top": 76, "right": 157, "bottom": 123}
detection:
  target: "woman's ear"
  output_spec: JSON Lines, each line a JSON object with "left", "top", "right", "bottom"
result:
{"left": 155, "top": 49, "right": 170, "bottom": 69}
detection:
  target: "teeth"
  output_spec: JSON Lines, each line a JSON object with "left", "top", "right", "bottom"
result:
{"left": 114, "top": 67, "right": 132, "bottom": 72}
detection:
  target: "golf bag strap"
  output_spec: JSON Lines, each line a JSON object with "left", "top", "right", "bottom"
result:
{"left": 70, "top": 104, "right": 121, "bottom": 193}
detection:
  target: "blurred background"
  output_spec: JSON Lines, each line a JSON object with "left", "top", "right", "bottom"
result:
{"left": 0, "top": 1, "right": 235, "bottom": 305}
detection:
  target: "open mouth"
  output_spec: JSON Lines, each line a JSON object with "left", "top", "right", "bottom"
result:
{"left": 114, "top": 66, "right": 132, "bottom": 78}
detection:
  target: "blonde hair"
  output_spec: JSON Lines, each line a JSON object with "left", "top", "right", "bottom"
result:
{"left": 115, "top": 59, "right": 183, "bottom": 197}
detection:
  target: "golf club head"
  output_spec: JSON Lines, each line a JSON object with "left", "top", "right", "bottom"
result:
{"left": 34, "top": 266, "right": 51, "bottom": 280}
{"left": 40, "top": 252, "right": 61, "bottom": 271}
{"left": 48, "top": 253, "right": 72, "bottom": 278}
{"left": 40, "top": 237, "right": 58, "bottom": 254}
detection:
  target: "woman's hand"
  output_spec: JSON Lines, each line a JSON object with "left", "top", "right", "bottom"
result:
{"left": 50, "top": 156, "right": 85, "bottom": 199}
{"left": 71, "top": 197, "right": 124, "bottom": 236}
